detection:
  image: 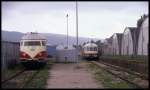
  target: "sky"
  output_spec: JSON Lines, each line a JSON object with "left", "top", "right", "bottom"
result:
{"left": 2, "top": 1, "right": 148, "bottom": 39}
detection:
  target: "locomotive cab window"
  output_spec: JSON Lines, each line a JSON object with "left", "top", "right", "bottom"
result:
{"left": 24, "top": 41, "right": 41, "bottom": 46}
{"left": 42, "top": 41, "right": 46, "bottom": 46}
{"left": 94, "top": 47, "right": 97, "bottom": 51}
{"left": 87, "top": 47, "right": 90, "bottom": 51}
{"left": 20, "top": 41, "right": 23, "bottom": 46}
{"left": 90, "top": 47, "right": 93, "bottom": 51}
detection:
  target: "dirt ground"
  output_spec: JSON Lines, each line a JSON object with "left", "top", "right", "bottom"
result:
{"left": 46, "top": 62, "right": 103, "bottom": 88}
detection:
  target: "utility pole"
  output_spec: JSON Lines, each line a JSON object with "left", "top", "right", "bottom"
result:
{"left": 66, "top": 14, "right": 69, "bottom": 48}
{"left": 76, "top": 1, "right": 78, "bottom": 48}
{"left": 76, "top": 1, "right": 79, "bottom": 62}
{"left": 142, "top": 28, "right": 143, "bottom": 55}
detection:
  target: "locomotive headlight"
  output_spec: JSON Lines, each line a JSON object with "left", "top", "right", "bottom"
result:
{"left": 23, "top": 53, "right": 26, "bottom": 56}
{"left": 94, "top": 54, "right": 97, "bottom": 57}
{"left": 39, "top": 52, "right": 42, "bottom": 56}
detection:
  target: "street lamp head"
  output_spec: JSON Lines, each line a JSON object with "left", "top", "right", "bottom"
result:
{"left": 66, "top": 14, "right": 68, "bottom": 17}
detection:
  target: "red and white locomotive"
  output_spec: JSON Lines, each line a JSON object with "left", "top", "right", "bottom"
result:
{"left": 20, "top": 32, "right": 47, "bottom": 65}
{"left": 82, "top": 42, "right": 99, "bottom": 60}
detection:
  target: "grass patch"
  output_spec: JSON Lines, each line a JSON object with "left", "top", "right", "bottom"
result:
{"left": 24, "top": 66, "right": 50, "bottom": 88}
{"left": 2, "top": 58, "right": 54, "bottom": 89}
{"left": 23, "top": 59, "right": 54, "bottom": 88}
{"left": 2, "top": 64, "right": 24, "bottom": 81}
{"left": 99, "top": 55, "right": 148, "bottom": 75}
{"left": 87, "top": 63, "right": 137, "bottom": 88}
{"left": 100, "top": 55, "right": 148, "bottom": 62}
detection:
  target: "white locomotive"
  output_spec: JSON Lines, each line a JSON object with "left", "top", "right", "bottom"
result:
{"left": 20, "top": 32, "right": 47, "bottom": 65}
{"left": 82, "top": 42, "right": 99, "bottom": 59}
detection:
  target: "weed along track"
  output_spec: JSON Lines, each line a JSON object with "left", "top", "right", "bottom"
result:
{"left": 21, "top": 69, "right": 41, "bottom": 88}
{"left": 2, "top": 65, "right": 50, "bottom": 89}
{"left": 90, "top": 61, "right": 148, "bottom": 88}
{"left": 98, "top": 60, "right": 148, "bottom": 80}
{"left": 2, "top": 68, "right": 26, "bottom": 84}
{"left": 2, "top": 58, "right": 53, "bottom": 89}
{"left": 2, "top": 69, "right": 40, "bottom": 88}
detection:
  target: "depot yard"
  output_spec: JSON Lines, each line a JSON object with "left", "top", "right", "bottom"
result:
{"left": 46, "top": 61, "right": 102, "bottom": 88}
{"left": 2, "top": 57, "right": 148, "bottom": 89}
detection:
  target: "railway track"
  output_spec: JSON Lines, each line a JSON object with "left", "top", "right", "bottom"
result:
{"left": 99, "top": 60, "right": 148, "bottom": 80}
{"left": 90, "top": 61, "right": 148, "bottom": 88}
{"left": 1, "top": 68, "right": 26, "bottom": 84}
{"left": 2, "top": 68, "right": 41, "bottom": 88}
{"left": 22, "top": 69, "right": 41, "bottom": 88}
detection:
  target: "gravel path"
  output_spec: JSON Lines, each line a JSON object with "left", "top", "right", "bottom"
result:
{"left": 46, "top": 62, "right": 103, "bottom": 88}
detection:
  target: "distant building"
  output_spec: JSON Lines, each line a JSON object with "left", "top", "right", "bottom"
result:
{"left": 101, "top": 14, "right": 148, "bottom": 56}
{"left": 46, "top": 44, "right": 57, "bottom": 58}
{"left": 102, "top": 37, "right": 113, "bottom": 55}
{"left": 111, "top": 33, "right": 123, "bottom": 55}
{"left": 138, "top": 15, "right": 149, "bottom": 55}
{"left": 121, "top": 27, "right": 137, "bottom": 55}
{"left": 56, "top": 45, "right": 77, "bottom": 63}
{"left": 95, "top": 40, "right": 103, "bottom": 56}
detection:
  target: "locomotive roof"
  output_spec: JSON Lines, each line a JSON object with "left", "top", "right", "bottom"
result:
{"left": 21, "top": 32, "right": 46, "bottom": 40}
{"left": 83, "top": 43, "right": 98, "bottom": 47}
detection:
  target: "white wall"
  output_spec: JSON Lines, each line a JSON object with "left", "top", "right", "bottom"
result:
{"left": 102, "top": 39, "right": 113, "bottom": 55}
{"left": 138, "top": 17, "right": 149, "bottom": 55}
{"left": 121, "top": 28, "right": 134, "bottom": 55}
{"left": 112, "top": 34, "right": 119, "bottom": 55}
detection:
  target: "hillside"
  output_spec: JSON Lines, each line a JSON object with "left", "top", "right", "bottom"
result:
{"left": 2, "top": 30, "right": 100, "bottom": 45}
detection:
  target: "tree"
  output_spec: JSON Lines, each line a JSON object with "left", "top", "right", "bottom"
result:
{"left": 73, "top": 44, "right": 76, "bottom": 48}
{"left": 95, "top": 40, "right": 101, "bottom": 46}
{"left": 83, "top": 42, "right": 86, "bottom": 46}
{"left": 137, "top": 14, "right": 148, "bottom": 29}
{"left": 91, "top": 40, "right": 94, "bottom": 43}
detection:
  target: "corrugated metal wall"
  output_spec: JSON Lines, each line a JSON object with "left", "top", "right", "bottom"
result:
{"left": 56, "top": 49, "right": 78, "bottom": 63}
{"left": 2, "top": 41, "right": 20, "bottom": 70}
{"left": 47, "top": 45, "right": 57, "bottom": 58}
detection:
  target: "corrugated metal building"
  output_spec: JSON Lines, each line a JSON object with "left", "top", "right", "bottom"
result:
{"left": 111, "top": 33, "right": 123, "bottom": 55}
{"left": 46, "top": 44, "right": 57, "bottom": 58}
{"left": 102, "top": 37, "right": 113, "bottom": 55}
{"left": 2, "top": 41, "right": 20, "bottom": 70}
{"left": 121, "top": 27, "right": 137, "bottom": 55}
{"left": 138, "top": 16, "right": 149, "bottom": 55}
{"left": 99, "top": 14, "right": 148, "bottom": 56}
{"left": 56, "top": 45, "right": 78, "bottom": 63}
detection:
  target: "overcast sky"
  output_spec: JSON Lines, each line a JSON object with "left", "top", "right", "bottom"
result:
{"left": 2, "top": 1, "right": 148, "bottom": 39}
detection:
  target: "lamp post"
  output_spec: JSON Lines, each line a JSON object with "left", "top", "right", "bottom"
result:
{"left": 76, "top": 1, "right": 78, "bottom": 48}
{"left": 76, "top": 1, "right": 79, "bottom": 62}
{"left": 66, "top": 14, "right": 69, "bottom": 48}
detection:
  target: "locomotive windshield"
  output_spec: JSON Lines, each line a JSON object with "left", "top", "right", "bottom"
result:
{"left": 24, "top": 41, "right": 41, "bottom": 46}
{"left": 86, "top": 47, "right": 97, "bottom": 51}
{"left": 90, "top": 47, "right": 97, "bottom": 51}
